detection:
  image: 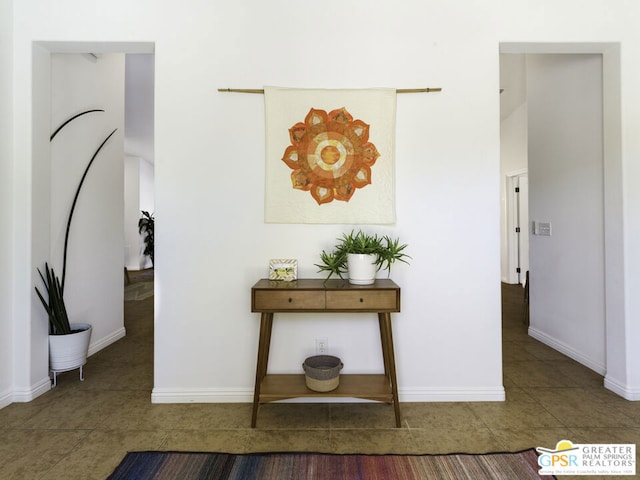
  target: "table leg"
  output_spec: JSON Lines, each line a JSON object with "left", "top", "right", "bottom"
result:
{"left": 378, "top": 314, "right": 390, "bottom": 377}
{"left": 251, "top": 312, "right": 273, "bottom": 428}
{"left": 379, "top": 312, "right": 401, "bottom": 427}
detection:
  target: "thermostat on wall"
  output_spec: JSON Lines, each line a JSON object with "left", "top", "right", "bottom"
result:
{"left": 533, "top": 221, "right": 552, "bottom": 236}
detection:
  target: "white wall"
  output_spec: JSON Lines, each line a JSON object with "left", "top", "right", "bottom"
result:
{"left": 124, "top": 155, "right": 141, "bottom": 270}
{"left": 20, "top": 45, "right": 52, "bottom": 401}
{"left": 527, "top": 54, "right": 606, "bottom": 373}
{"left": 6, "top": 0, "right": 640, "bottom": 405}
{"left": 50, "top": 54, "right": 126, "bottom": 357}
{"left": 0, "top": 0, "right": 14, "bottom": 408}
{"left": 139, "top": 160, "right": 154, "bottom": 218}
{"left": 150, "top": 2, "right": 504, "bottom": 402}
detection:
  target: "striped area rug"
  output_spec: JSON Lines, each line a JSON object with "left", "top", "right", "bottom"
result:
{"left": 108, "top": 450, "right": 551, "bottom": 479}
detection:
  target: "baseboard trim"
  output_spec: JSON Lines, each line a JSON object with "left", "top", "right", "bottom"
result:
{"left": 399, "top": 386, "right": 505, "bottom": 402}
{"left": 9, "top": 376, "right": 52, "bottom": 404}
{"left": 528, "top": 326, "right": 606, "bottom": 375}
{"left": 88, "top": 327, "right": 126, "bottom": 357}
{"left": 604, "top": 375, "right": 640, "bottom": 401}
{"left": 0, "top": 387, "right": 12, "bottom": 409}
{"left": 152, "top": 388, "right": 253, "bottom": 403}
{"left": 151, "top": 386, "right": 506, "bottom": 404}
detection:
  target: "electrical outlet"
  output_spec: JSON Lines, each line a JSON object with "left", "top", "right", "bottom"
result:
{"left": 316, "top": 337, "right": 328, "bottom": 354}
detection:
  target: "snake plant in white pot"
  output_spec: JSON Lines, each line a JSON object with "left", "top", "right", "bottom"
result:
{"left": 35, "top": 263, "right": 92, "bottom": 387}
{"left": 35, "top": 109, "right": 116, "bottom": 386}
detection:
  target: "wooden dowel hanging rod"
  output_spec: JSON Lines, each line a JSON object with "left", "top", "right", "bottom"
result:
{"left": 217, "top": 87, "right": 442, "bottom": 94}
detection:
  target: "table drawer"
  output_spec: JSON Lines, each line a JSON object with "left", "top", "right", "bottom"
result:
{"left": 253, "top": 291, "right": 325, "bottom": 310}
{"left": 326, "top": 290, "right": 399, "bottom": 310}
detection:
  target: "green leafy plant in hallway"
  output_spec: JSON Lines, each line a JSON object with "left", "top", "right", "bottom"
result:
{"left": 138, "top": 210, "right": 155, "bottom": 266}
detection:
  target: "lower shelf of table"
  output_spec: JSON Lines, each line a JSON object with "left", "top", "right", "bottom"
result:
{"left": 258, "top": 374, "right": 394, "bottom": 403}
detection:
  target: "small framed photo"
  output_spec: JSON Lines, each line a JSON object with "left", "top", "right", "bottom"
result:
{"left": 269, "top": 259, "right": 298, "bottom": 281}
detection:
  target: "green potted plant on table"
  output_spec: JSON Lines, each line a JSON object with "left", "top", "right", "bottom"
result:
{"left": 35, "top": 263, "right": 92, "bottom": 387}
{"left": 315, "top": 230, "right": 410, "bottom": 285}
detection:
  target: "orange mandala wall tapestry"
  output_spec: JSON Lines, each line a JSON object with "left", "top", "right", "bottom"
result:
{"left": 284, "top": 107, "right": 379, "bottom": 205}
{"left": 265, "top": 87, "right": 396, "bottom": 224}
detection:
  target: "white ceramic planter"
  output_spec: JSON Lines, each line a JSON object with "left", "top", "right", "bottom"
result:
{"left": 347, "top": 253, "right": 377, "bottom": 285}
{"left": 49, "top": 322, "right": 92, "bottom": 386}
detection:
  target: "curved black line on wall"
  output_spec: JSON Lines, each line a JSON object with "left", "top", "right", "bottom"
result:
{"left": 50, "top": 109, "right": 105, "bottom": 141}
{"left": 61, "top": 128, "right": 118, "bottom": 291}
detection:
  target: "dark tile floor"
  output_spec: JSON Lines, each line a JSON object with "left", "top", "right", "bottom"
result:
{"left": 0, "top": 278, "right": 638, "bottom": 479}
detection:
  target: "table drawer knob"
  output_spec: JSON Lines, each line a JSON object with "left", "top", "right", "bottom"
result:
{"left": 288, "top": 298, "right": 293, "bottom": 303}
{"left": 360, "top": 298, "right": 364, "bottom": 302}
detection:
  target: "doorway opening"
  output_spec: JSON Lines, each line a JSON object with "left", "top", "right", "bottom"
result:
{"left": 32, "top": 42, "right": 155, "bottom": 394}
{"left": 499, "top": 43, "right": 626, "bottom": 398}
